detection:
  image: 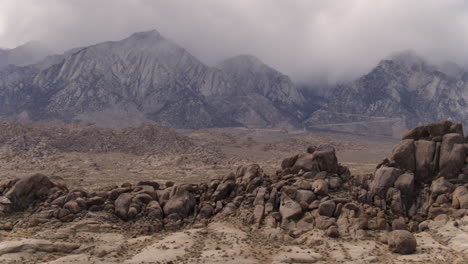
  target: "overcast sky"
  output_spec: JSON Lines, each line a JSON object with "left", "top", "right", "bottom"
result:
{"left": 1, "top": 0, "right": 468, "bottom": 83}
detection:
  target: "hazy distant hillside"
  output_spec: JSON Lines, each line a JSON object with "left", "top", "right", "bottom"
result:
{"left": 305, "top": 51, "right": 468, "bottom": 136}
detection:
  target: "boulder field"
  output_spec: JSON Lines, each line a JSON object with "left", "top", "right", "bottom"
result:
{"left": 1, "top": 120, "right": 467, "bottom": 256}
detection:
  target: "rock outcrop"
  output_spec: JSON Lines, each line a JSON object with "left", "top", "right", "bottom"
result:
{"left": 1, "top": 121, "right": 467, "bottom": 255}
{"left": 357, "top": 121, "right": 468, "bottom": 222}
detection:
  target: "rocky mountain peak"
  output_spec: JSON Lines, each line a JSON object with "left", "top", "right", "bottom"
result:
{"left": 128, "top": 29, "right": 163, "bottom": 40}
{"left": 372, "top": 51, "right": 428, "bottom": 78}
{"left": 218, "top": 54, "right": 264, "bottom": 72}
{"left": 218, "top": 54, "right": 305, "bottom": 107}
{"left": 305, "top": 50, "right": 468, "bottom": 136}
{"left": 0, "top": 41, "right": 51, "bottom": 69}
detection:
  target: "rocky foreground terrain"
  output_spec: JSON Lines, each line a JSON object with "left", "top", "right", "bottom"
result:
{"left": 0, "top": 120, "right": 467, "bottom": 263}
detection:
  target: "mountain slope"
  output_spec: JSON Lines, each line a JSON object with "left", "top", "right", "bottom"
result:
{"left": 213, "top": 55, "right": 306, "bottom": 127}
{"left": 34, "top": 30, "right": 240, "bottom": 128}
{"left": 307, "top": 51, "right": 468, "bottom": 135}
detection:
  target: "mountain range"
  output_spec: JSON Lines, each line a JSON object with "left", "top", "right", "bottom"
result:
{"left": 0, "top": 30, "right": 467, "bottom": 136}
{"left": 0, "top": 30, "right": 305, "bottom": 129}
{"left": 307, "top": 51, "right": 468, "bottom": 136}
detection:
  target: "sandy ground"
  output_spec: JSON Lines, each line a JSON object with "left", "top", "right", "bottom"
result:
{"left": 0, "top": 128, "right": 398, "bottom": 191}
{"left": 0, "top": 215, "right": 467, "bottom": 264}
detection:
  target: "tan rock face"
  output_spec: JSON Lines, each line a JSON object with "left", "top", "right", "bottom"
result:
{"left": 279, "top": 194, "right": 303, "bottom": 221}
{"left": 439, "top": 134, "right": 466, "bottom": 179}
{"left": 394, "top": 173, "right": 415, "bottom": 193}
{"left": 368, "top": 167, "right": 402, "bottom": 199}
{"left": 452, "top": 186, "right": 468, "bottom": 209}
{"left": 414, "top": 140, "right": 436, "bottom": 181}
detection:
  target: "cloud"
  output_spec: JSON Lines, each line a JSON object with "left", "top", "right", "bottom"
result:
{"left": 1, "top": 0, "right": 468, "bottom": 84}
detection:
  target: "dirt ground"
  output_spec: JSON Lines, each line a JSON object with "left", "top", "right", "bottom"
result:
{"left": 0, "top": 127, "right": 398, "bottom": 191}
{"left": 0, "top": 214, "right": 466, "bottom": 263}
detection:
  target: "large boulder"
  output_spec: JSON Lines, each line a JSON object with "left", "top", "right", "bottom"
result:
{"left": 390, "top": 140, "right": 416, "bottom": 172}
{"left": 368, "top": 167, "right": 403, "bottom": 199}
{"left": 426, "top": 121, "right": 463, "bottom": 138}
{"left": 386, "top": 188, "right": 405, "bottom": 216}
{"left": 402, "top": 121, "right": 463, "bottom": 141}
{"left": 163, "top": 185, "right": 196, "bottom": 219}
{"left": 452, "top": 186, "right": 468, "bottom": 209}
{"left": 414, "top": 140, "right": 436, "bottom": 182}
{"left": 114, "top": 193, "right": 134, "bottom": 220}
{"left": 291, "top": 153, "right": 318, "bottom": 173}
{"left": 279, "top": 194, "right": 302, "bottom": 221}
{"left": 236, "top": 164, "right": 263, "bottom": 185}
{"left": 146, "top": 200, "right": 163, "bottom": 219}
{"left": 310, "top": 148, "right": 338, "bottom": 173}
{"left": 281, "top": 155, "right": 298, "bottom": 169}
{"left": 439, "top": 134, "right": 466, "bottom": 178}
{"left": 291, "top": 148, "right": 338, "bottom": 174}
{"left": 1, "top": 174, "right": 57, "bottom": 212}
{"left": 387, "top": 230, "right": 417, "bottom": 254}
{"left": 394, "top": 173, "right": 414, "bottom": 194}
{"left": 211, "top": 174, "right": 236, "bottom": 202}
{"left": 430, "top": 177, "right": 454, "bottom": 198}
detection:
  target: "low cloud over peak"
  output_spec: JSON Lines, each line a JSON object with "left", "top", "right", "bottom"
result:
{"left": 1, "top": 0, "right": 468, "bottom": 84}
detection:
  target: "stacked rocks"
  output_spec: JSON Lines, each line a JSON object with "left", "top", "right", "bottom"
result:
{"left": 354, "top": 120, "right": 468, "bottom": 229}
{"left": 0, "top": 144, "right": 391, "bottom": 245}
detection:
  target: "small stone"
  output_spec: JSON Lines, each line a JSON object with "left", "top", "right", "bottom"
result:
{"left": 63, "top": 201, "right": 82, "bottom": 214}
{"left": 326, "top": 225, "right": 340, "bottom": 238}
{"left": 328, "top": 176, "right": 342, "bottom": 189}
{"left": 376, "top": 218, "right": 388, "bottom": 230}
{"left": 306, "top": 145, "right": 317, "bottom": 154}
{"left": 318, "top": 200, "right": 336, "bottom": 217}
{"left": 418, "top": 221, "right": 429, "bottom": 232}
{"left": 312, "top": 179, "right": 328, "bottom": 195}
{"left": 392, "top": 218, "right": 407, "bottom": 231}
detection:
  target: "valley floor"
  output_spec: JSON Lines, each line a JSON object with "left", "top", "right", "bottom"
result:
{"left": 0, "top": 127, "right": 398, "bottom": 190}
